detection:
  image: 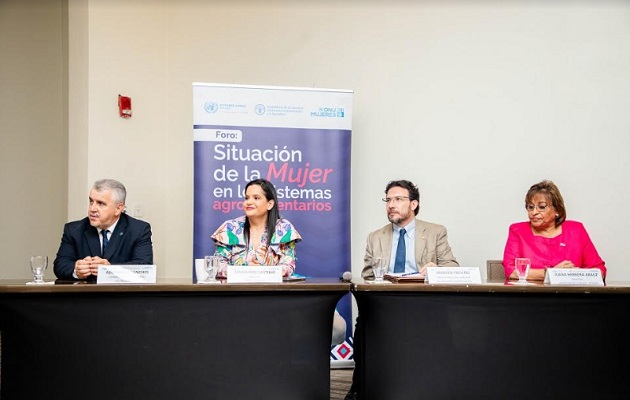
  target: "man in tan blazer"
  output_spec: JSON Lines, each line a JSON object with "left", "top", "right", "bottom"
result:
{"left": 361, "top": 180, "right": 458, "bottom": 277}
{"left": 346, "top": 179, "right": 458, "bottom": 400}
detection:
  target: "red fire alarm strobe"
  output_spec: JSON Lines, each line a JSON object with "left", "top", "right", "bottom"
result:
{"left": 118, "top": 95, "right": 132, "bottom": 118}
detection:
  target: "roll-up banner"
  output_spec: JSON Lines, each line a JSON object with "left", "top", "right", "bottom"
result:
{"left": 193, "top": 83, "right": 354, "bottom": 364}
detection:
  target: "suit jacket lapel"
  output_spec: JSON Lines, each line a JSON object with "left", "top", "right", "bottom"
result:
{"left": 379, "top": 225, "right": 393, "bottom": 271}
{"left": 414, "top": 220, "right": 428, "bottom": 268}
{"left": 84, "top": 225, "right": 102, "bottom": 257}
{"left": 104, "top": 215, "right": 128, "bottom": 260}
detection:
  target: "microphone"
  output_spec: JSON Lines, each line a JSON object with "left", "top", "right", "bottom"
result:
{"left": 339, "top": 271, "right": 353, "bottom": 282}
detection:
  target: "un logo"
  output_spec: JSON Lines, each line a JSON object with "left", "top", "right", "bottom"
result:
{"left": 204, "top": 102, "right": 218, "bottom": 113}
{"left": 255, "top": 104, "right": 266, "bottom": 115}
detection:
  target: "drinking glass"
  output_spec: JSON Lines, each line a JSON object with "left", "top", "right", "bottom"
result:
{"left": 30, "top": 255, "right": 48, "bottom": 284}
{"left": 204, "top": 256, "right": 220, "bottom": 283}
{"left": 372, "top": 257, "right": 386, "bottom": 283}
{"left": 514, "top": 258, "right": 530, "bottom": 284}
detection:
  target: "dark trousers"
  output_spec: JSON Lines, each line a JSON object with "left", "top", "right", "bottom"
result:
{"left": 349, "top": 315, "right": 362, "bottom": 395}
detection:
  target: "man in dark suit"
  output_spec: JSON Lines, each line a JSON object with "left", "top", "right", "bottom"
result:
{"left": 53, "top": 179, "right": 153, "bottom": 280}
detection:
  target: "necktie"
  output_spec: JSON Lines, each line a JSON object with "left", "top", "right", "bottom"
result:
{"left": 102, "top": 229, "right": 109, "bottom": 256}
{"left": 394, "top": 228, "right": 406, "bottom": 273}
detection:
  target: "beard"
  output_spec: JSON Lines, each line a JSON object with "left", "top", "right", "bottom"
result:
{"left": 387, "top": 207, "right": 412, "bottom": 225}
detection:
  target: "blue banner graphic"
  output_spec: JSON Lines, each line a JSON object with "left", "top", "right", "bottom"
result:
{"left": 193, "top": 84, "right": 354, "bottom": 363}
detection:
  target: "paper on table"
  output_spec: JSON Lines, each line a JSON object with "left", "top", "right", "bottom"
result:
{"left": 365, "top": 279, "right": 392, "bottom": 284}
{"left": 283, "top": 275, "right": 306, "bottom": 282}
{"left": 26, "top": 281, "right": 55, "bottom": 285}
{"left": 384, "top": 272, "right": 425, "bottom": 283}
{"left": 197, "top": 279, "right": 222, "bottom": 285}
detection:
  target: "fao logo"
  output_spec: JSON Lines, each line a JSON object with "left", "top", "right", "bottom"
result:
{"left": 204, "top": 102, "right": 218, "bottom": 113}
{"left": 255, "top": 104, "right": 266, "bottom": 115}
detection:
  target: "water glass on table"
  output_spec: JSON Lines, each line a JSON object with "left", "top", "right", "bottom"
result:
{"left": 203, "top": 255, "right": 221, "bottom": 283}
{"left": 514, "top": 258, "right": 530, "bottom": 284}
{"left": 30, "top": 255, "right": 48, "bottom": 284}
{"left": 372, "top": 257, "right": 386, "bottom": 283}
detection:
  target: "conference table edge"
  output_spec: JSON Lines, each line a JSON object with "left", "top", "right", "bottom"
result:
{"left": 351, "top": 279, "right": 630, "bottom": 294}
{"left": 0, "top": 278, "right": 350, "bottom": 293}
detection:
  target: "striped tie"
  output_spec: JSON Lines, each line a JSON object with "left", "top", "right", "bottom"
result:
{"left": 102, "top": 229, "right": 109, "bottom": 256}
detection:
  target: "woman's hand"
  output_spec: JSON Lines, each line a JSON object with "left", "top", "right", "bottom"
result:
{"left": 553, "top": 260, "right": 576, "bottom": 268}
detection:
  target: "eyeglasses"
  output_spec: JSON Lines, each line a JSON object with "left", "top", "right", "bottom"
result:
{"left": 382, "top": 196, "right": 410, "bottom": 204}
{"left": 525, "top": 204, "right": 550, "bottom": 212}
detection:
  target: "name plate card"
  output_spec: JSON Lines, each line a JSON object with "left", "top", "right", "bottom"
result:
{"left": 426, "top": 267, "right": 482, "bottom": 284}
{"left": 544, "top": 268, "right": 604, "bottom": 286}
{"left": 97, "top": 265, "right": 157, "bottom": 284}
{"left": 227, "top": 265, "right": 283, "bottom": 283}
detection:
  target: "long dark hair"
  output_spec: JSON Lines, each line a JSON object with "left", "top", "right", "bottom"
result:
{"left": 243, "top": 179, "right": 280, "bottom": 246}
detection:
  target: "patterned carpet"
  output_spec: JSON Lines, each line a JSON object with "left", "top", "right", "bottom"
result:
{"left": 330, "top": 368, "right": 353, "bottom": 400}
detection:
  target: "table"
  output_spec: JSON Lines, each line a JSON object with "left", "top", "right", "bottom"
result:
{"left": 0, "top": 278, "right": 349, "bottom": 399}
{"left": 352, "top": 280, "right": 630, "bottom": 400}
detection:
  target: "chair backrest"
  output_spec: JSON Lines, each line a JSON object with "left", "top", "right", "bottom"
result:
{"left": 486, "top": 259, "right": 505, "bottom": 281}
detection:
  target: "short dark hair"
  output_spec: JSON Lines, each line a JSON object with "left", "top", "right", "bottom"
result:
{"left": 244, "top": 179, "right": 280, "bottom": 245}
{"left": 385, "top": 180, "right": 420, "bottom": 216}
{"left": 525, "top": 180, "right": 566, "bottom": 226}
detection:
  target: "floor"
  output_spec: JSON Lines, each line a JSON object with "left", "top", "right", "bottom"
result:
{"left": 330, "top": 368, "right": 353, "bottom": 400}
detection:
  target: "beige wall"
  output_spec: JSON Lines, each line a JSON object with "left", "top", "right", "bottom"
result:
{"left": 3, "top": 1, "right": 630, "bottom": 281}
{"left": 0, "top": 0, "right": 67, "bottom": 280}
